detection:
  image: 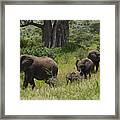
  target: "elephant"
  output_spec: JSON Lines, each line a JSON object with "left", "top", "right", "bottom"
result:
{"left": 66, "top": 71, "right": 81, "bottom": 85}
{"left": 87, "top": 50, "right": 100, "bottom": 73}
{"left": 76, "top": 58, "right": 93, "bottom": 79}
{"left": 20, "top": 55, "right": 58, "bottom": 89}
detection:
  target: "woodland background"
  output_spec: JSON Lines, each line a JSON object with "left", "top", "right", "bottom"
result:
{"left": 20, "top": 20, "right": 100, "bottom": 100}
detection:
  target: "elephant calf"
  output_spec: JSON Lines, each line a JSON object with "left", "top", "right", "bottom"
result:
{"left": 20, "top": 55, "right": 58, "bottom": 89}
{"left": 76, "top": 58, "right": 93, "bottom": 79}
{"left": 66, "top": 71, "right": 81, "bottom": 85}
{"left": 87, "top": 50, "right": 100, "bottom": 73}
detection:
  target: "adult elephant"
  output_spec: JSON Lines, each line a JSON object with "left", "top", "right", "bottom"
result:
{"left": 76, "top": 58, "right": 93, "bottom": 79}
{"left": 87, "top": 50, "right": 100, "bottom": 73}
{"left": 20, "top": 55, "right": 58, "bottom": 89}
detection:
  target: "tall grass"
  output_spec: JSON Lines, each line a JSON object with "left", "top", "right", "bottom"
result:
{"left": 20, "top": 52, "right": 100, "bottom": 100}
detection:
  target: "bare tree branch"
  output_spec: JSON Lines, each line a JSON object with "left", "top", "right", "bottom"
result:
{"left": 30, "top": 22, "right": 43, "bottom": 29}
{"left": 20, "top": 20, "right": 43, "bottom": 29}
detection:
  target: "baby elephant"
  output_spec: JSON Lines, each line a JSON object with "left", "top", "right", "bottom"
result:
{"left": 76, "top": 58, "right": 93, "bottom": 79}
{"left": 66, "top": 71, "right": 81, "bottom": 85}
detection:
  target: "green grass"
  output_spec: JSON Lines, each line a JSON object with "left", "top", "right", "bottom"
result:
{"left": 20, "top": 52, "right": 100, "bottom": 100}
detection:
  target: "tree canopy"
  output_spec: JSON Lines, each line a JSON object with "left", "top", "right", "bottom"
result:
{"left": 20, "top": 20, "right": 100, "bottom": 59}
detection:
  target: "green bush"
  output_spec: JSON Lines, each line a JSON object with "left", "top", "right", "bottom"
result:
{"left": 20, "top": 37, "right": 42, "bottom": 48}
{"left": 74, "top": 45, "right": 88, "bottom": 60}
{"left": 20, "top": 37, "right": 28, "bottom": 48}
{"left": 21, "top": 46, "right": 56, "bottom": 59}
{"left": 61, "top": 42, "right": 80, "bottom": 53}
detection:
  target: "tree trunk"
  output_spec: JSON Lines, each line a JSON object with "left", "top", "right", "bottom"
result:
{"left": 43, "top": 20, "right": 69, "bottom": 48}
{"left": 51, "top": 20, "right": 58, "bottom": 48}
{"left": 42, "top": 20, "right": 52, "bottom": 48}
{"left": 56, "top": 20, "right": 69, "bottom": 47}
{"left": 20, "top": 20, "right": 69, "bottom": 48}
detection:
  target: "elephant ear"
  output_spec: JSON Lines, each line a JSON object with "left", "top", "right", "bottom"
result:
{"left": 20, "top": 55, "right": 34, "bottom": 71}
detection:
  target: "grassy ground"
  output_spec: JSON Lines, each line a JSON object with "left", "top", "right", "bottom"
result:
{"left": 20, "top": 52, "right": 100, "bottom": 100}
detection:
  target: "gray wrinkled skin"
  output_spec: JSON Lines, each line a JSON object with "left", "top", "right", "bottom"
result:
{"left": 20, "top": 55, "right": 58, "bottom": 89}
{"left": 76, "top": 58, "right": 93, "bottom": 79}
{"left": 88, "top": 50, "right": 100, "bottom": 73}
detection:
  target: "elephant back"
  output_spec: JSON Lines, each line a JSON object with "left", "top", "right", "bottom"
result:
{"left": 76, "top": 58, "right": 93, "bottom": 71}
{"left": 35, "top": 56, "right": 58, "bottom": 77}
{"left": 36, "top": 56, "right": 57, "bottom": 68}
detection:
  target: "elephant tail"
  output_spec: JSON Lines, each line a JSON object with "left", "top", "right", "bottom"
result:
{"left": 76, "top": 59, "right": 79, "bottom": 66}
{"left": 76, "top": 59, "right": 80, "bottom": 71}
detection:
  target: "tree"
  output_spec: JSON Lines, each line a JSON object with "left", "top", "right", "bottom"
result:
{"left": 20, "top": 20, "right": 69, "bottom": 48}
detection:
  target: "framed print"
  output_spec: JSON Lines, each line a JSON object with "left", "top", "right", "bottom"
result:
{"left": 0, "top": 0, "right": 119, "bottom": 119}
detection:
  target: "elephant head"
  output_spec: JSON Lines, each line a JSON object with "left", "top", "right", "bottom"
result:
{"left": 88, "top": 50, "right": 100, "bottom": 63}
{"left": 87, "top": 50, "right": 100, "bottom": 72}
{"left": 20, "top": 55, "right": 34, "bottom": 72}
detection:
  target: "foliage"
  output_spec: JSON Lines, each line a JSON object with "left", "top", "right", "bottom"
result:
{"left": 20, "top": 20, "right": 100, "bottom": 100}
{"left": 61, "top": 42, "right": 80, "bottom": 53}
{"left": 20, "top": 52, "right": 100, "bottom": 100}
{"left": 69, "top": 20, "right": 100, "bottom": 51}
{"left": 20, "top": 25, "right": 42, "bottom": 48}
{"left": 21, "top": 46, "right": 56, "bottom": 60}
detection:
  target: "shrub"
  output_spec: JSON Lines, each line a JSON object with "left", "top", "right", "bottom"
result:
{"left": 61, "top": 42, "right": 80, "bottom": 53}
{"left": 75, "top": 47, "right": 88, "bottom": 60}
{"left": 21, "top": 46, "right": 56, "bottom": 59}
{"left": 20, "top": 38, "right": 28, "bottom": 48}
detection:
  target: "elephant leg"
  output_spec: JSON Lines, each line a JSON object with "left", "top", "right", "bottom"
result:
{"left": 96, "top": 63, "right": 99, "bottom": 73}
{"left": 70, "top": 79, "right": 73, "bottom": 83}
{"left": 92, "top": 65, "right": 95, "bottom": 73}
{"left": 23, "top": 72, "right": 32, "bottom": 89}
{"left": 66, "top": 78, "right": 69, "bottom": 85}
{"left": 91, "top": 65, "right": 94, "bottom": 73}
{"left": 50, "top": 82, "right": 55, "bottom": 87}
{"left": 89, "top": 73, "right": 91, "bottom": 79}
{"left": 45, "top": 79, "right": 53, "bottom": 87}
{"left": 23, "top": 73, "right": 29, "bottom": 88}
{"left": 23, "top": 80, "right": 28, "bottom": 89}
{"left": 30, "top": 80, "right": 35, "bottom": 90}
{"left": 49, "top": 82, "right": 54, "bottom": 87}
{"left": 84, "top": 73, "right": 87, "bottom": 79}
